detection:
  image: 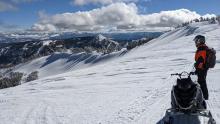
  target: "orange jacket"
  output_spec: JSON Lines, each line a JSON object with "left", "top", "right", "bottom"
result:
{"left": 195, "top": 44, "right": 208, "bottom": 70}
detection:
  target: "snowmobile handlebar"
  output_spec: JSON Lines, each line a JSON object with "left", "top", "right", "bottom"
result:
{"left": 171, "top": 71, "right": 196, "bottom": 78}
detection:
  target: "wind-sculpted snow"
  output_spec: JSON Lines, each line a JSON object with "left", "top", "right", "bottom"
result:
{"left": 0, "top": 23, "right": 220, "bottom": 124}
{"left": 13, "top": 50, "right": 127, "bottom": 78}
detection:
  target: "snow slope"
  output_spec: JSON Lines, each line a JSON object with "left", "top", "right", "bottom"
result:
{"left": 12, "top": 50, "right": 126, "bottom": 78}
{"left": 0, "top": 22, "right": 220, "bottom": 124}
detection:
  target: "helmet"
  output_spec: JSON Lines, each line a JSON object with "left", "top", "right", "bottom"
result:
{"left": 193, "top": 35, "right": 205, "bottom": 45}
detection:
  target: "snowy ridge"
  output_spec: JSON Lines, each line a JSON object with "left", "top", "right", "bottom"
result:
{"left": 0, "top": 23, "right": 220, "bottom": 124}
{"left": 0, "top": 34, "right": 123, "bottom": 73}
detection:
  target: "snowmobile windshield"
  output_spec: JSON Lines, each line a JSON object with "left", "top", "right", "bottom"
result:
{"left": 179, "top": 73, "right": 188, "bottom": 79}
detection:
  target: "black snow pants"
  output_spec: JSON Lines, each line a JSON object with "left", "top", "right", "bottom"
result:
{"left": 197, "top": 69, "right": 209, "bottom": 100}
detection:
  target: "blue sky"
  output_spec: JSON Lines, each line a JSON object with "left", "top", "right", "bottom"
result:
{"left": 0, "top": 0, "right": 219, "bottom": 32}
{"left": 143, "top": 0, "right": 219, "bottom": 14}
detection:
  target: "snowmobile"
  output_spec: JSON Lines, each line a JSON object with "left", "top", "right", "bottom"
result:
{"left": 160, "top": 71, "right": 216, "bottom": 124}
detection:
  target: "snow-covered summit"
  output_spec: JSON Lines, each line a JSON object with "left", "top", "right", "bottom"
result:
{"left": 93, "top": 34, "right": 119, "bottom": 44}
{"left": 96, "top": 34, "right": 107, "bottom": 41}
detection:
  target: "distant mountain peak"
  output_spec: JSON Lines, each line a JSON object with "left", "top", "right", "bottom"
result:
{"left": 95, "top": 34, "right": 107, "bottom": 41}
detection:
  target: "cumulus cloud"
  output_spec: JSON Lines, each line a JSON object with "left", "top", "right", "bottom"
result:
{"left": 31, "top": 23, "right": 57, "bottom": 32}
{"left": 202, "top": 14, "right": 216, "bottom": 19}
{"left": 31, "top": 3, "right": 216, "bottom": 32}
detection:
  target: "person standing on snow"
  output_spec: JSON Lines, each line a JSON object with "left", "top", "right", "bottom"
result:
{"left": 194, "top": 35, "right": 209, "bottom": 100}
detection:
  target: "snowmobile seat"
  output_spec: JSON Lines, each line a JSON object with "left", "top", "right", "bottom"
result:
{"left": 173, "top": 83, "right": 197, "bottom": 108}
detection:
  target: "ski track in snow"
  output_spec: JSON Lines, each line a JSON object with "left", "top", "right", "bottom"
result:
{"left": 0, "top": 23, "right": 220, "bottom": 124}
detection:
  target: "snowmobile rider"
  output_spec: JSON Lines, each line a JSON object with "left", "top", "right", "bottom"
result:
{"left": 194, "top": 35, "right": 209, "bottom": 100}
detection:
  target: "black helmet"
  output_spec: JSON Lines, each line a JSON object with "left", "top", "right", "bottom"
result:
{"left": 193, "top": 35, "right": 205, "bottom": 45}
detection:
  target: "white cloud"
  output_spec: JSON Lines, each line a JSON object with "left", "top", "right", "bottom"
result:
{"left": 31, "top": 3, "right": 216, "bottom": 32}
{"left": 202, "top": 14, "right": 216, "bottom": 19}
{"left": 31, "top": 23, "right": 57, "bottom": 32}
{"left": 0, "top": 1, "right": 17, "bottom": 12}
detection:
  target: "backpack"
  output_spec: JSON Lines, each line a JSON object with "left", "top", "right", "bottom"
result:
{"left": 206, "top": 47, "right": 216, "bottom": 68}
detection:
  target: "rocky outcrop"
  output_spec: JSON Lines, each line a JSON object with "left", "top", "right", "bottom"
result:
{"left": 0, "top": 72, "right": 23, "bottom": 89}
